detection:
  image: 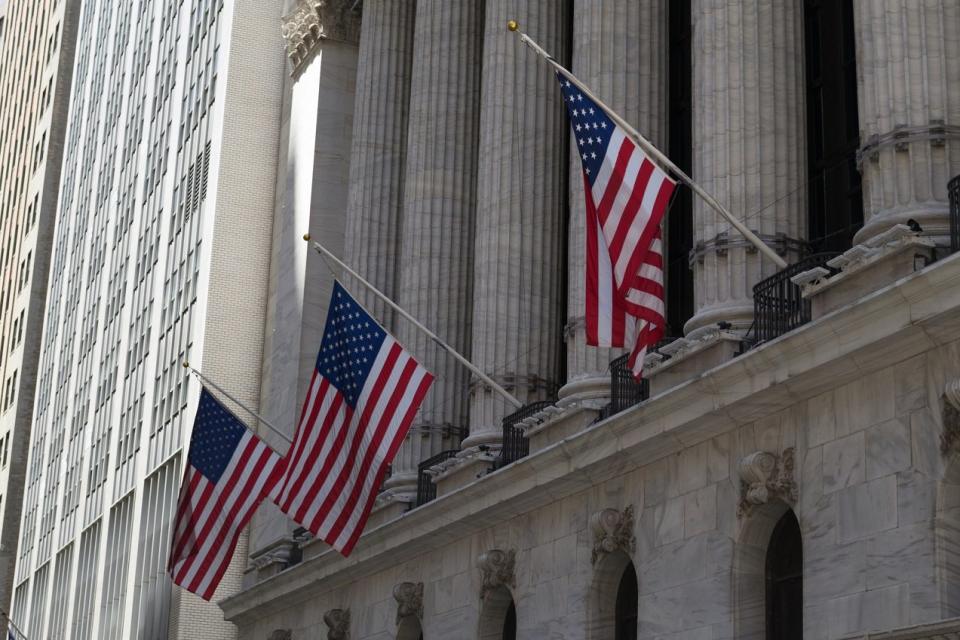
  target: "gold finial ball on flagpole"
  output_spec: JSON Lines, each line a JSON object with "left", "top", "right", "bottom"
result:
{"left": 303, "top": 233, "right": 311, "bottom": 241}
{"left": 182, "top": 360, "right": 190, "bottom": 369}
{"left": 507, "top": 20, "right": 519, "bottom": 32}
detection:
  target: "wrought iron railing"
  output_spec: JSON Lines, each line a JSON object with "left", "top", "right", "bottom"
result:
{"left": 609, "top": 353, "right": 649, "bottom": 415}
{"left": 751, "top": 252, "right": 839, "bottom": 344}
{"left": 499, "top": 400, "right": 555, "bottom": 467}
{"left": 415, "top": 449, "right": 459, "bottom": 507}
{"left": 949, "top": 174, "right": 960, "bottom": 253}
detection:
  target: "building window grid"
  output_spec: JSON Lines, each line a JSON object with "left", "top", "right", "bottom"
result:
{"left": 100, "top": 494, "right": 134, "bottom": 640}
{"left": 26, "top": 562, "right": 48, "bottom": 638}
{"left": 131, "top": 458, "right": 178, "bottom": 638}
{"left": 46, "top": 543, "right": 73, "bottom": 639}
{"left": 72, "top": 520, "right": 101, "bottom": 640}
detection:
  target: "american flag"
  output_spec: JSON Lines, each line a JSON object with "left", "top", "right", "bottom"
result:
{"left": 274, "top": 281, "right": 433, "bottom": 555}
{"left": 168, "top": 388, "right": 283, "bottom": 600}
{"left": 557, "top": 72, "right": 676, "bottom": 379}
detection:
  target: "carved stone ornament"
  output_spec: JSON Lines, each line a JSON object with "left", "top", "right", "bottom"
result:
{"left": 941, "top": 380, "right": 960, "bottom": 455}
{"left": 477, "top": 549, "right": 516, "bottom": 600}
{"left": 737, "top": 448, "right": 798, "bottom": 518}
{"left": 267, "top": 631, "right": 292, "bottom": 640}
{"left": 280, "top": 0, "right": 361, "bottom": 74}
{"left": 323, "top": 608, "right": 350, "bottom": 640}
{"left": 393, "top": 581, "right": 424, "bottom": 625}
{"left": 590, "top": 505, "right": 636, "bottom": 565}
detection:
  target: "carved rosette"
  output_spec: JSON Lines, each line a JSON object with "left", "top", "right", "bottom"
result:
{"left": 941, "top": 380, "right": 960, "bottom": 455}
{"left": 281, "top": 0, "right": 361, "bottom": 74}
{"left": 477, "top": 549, "right": 516, "bottom": 600}
{"left": 590, "top": 505, "right": 636, "bottom": 565}
{"left": 323, "top": 609, "right": 350, "bottom": 640}
{"left": 393, "top": 581, "right": 424, "bottom": 625}
{"left": 737, "top": 448, "right": 798, "bottom": 518}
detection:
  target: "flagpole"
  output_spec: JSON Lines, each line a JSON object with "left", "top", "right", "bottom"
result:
{"left": 2, "top": 608, "right": 28, "bottom": 640}
{"left": 307, "top": 236, "right": 525, "bottom": 410}
{"left": 506, "top": 20, "right": 789, "bottom": 270}
{"left": 182, "top": 362, "right": 294, "bottom": 446}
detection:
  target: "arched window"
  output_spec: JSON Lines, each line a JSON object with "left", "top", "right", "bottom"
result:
{"left": 765, "top": 510, "right": 803, "bottom": 639}
{"left": 503, "top": 601, "right": 516, "bottom": 640}
{"left": 478, "top": 586, "right": 516, "bottom": 640}
{"left": 396, "top": 615, "right": 423, "bottom": 640}
{"left": 615, "top": 563, "right": 638, "bottom": 640}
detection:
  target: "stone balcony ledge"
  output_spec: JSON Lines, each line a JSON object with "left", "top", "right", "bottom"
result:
{"left": 220, "top": 253, "right": 960, "bottom": 625}
{"left": 842, "top": 617, "right": 960, "bottom": 639}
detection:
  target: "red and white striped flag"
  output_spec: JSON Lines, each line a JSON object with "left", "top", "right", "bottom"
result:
{"left": 168, "top": 388, "right": 284, "bottom": 600}
{"left": 558, "top": 72, "right": 676, "bottom": 379}
{"left": 274, "top": 281, "right": 433, "bottom": 555}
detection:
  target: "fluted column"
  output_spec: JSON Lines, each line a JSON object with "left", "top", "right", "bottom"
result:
{"left": 343, "top": 0, "right": 415, "bottom": 327}
{"left": 685, "top": 0, "right": 806, "bottom": 337}
{"left": 853, "top": 0, "right": 960, "bottom": 247}
{"left": 385, "top": 1, "right": 484, "bottom": 496}
{"left": 561, "top": 0, "right": 668, "bottom": 400}
{"left": 465, "top": 0, "right": 570, "bottom": 447}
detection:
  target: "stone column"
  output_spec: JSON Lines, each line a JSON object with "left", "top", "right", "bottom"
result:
{"left": 561, "top": 0, "right": 668, "bottom": 400}
{"left": 852, "top": 0, "right": 960, "bottom": 248}
{"left": 685, "top": 0, "right": 806, "bottom": 338}
{"left": 384, "top": 0, "right": 484, "bottom": 499}
{"left": 343, "top": 0, "right": 416, "bottom": 327}
{"left": 465, "top": 0, "right": 571, "bottom": 448}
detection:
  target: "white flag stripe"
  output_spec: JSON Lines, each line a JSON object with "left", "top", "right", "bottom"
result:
{"left": 194, "top": 450, "right": 280, "bottom": 596}
{"left": 596, "top": 215, "right": 614, "bottom": 346}
{"left": 315, "top": 350, "right": 413, "bottom": 538}
{"left": 299, "top": 340, "right": 397, "bottom": 528}
{"left": 332, "top": 366, "right": 430, "bottom": 549}
{"left": 285, "top": 398, "right": 348, "bottom": 518}
{"left": 591, "top": 128, "right": 626, "bottom": 203}
{"left": 277, "top": 373, "right": 324, "bottom": 505}
{"left": 625, "top": 289, "right": 665, "bottom": 316}
{"left": 600, "top": 148, "right": 643, "bottom": 240}
{"left": 280, "top": 383, "right": 338, "bottom": 509}
{"left": 614, "top": 170, "right": 666, "bottom": 284}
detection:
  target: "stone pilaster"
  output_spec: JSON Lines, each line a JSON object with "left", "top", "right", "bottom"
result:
{"left": 464, "top": 0, "right": 570, "bottom": 447}
{"left": 561, "top": 0, "right": 668, "bottom": 400}
{"left": 385, "top": 0, "right": 484, "bottom": 497}
{"left": 852, "top": 0, "right": 960, "bottom": 248}
{"left": 343, "top": 0, "right": 415, "bottom": 327}
{"left": 685, "top": 0, "right": 806, "bottom": 337}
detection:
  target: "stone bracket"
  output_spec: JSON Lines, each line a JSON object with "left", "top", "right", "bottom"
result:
{"left": 323, "top": 608, "right": 350, "bottom": 640}
{"left": 393, "top": 581, "right": 424, "bottom": 625}
{"left": 737, "top": 448, "right": 797, "bottom": 518}
{"left": 477, "top": 549, "right": 516, "bottom": 600}
{"left": 590, "top": 505, "right": 635, "bottom": 565}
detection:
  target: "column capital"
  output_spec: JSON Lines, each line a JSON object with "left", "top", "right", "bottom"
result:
{"left": 281, "top": 0, "right": 361, "bottom": 75}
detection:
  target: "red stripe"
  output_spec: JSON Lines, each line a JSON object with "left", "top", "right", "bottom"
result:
{"left": 607, "top": 158, "right": 655, "bottom": 262}
{"left": 169, "top": 471, "right": 211, "bottom": 573}
{"left": 584, "top": 173, "right": 600, "bottom": 346}
{"left": 284, "top": 392, "right": 346, "bottom": 518}
{"left": 615, "top": 178, "right": 675, "bottom": 301}
{"left": 596, "top": 141, "right": 634, "bottom": 225}
{"left": 173, "top": 436, "right": 261, "bottom": 584}
{"left": 303, "top": 343, "right": 403, "bottom": 530}
{"left": 340, "top": 371, "right": 434, "bottom": 555}
{"left": 278, "top": 377, "right": 330, "bottom": 506}
{"left": 280, "top": 381, "right": 339, "bottom": 511}
{"left": 189, "top": 445, "right": 274, "bottom": 597}
{"left": 325, "top": 357, "right": 419, "bottom": 543}
{"left": 168, "top": 468, "right": 200, "bottom": 568}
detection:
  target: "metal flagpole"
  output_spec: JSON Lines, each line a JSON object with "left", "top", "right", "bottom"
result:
{"left": 307, "top": 236, "right": 525, "bottom": 410}
{"left": 182, "top": 362, "right": 294, "bottom": 446}
{"left": 506, "top": 20, "right": 789, "bottom": 270}
{"left": 2, "top": 608, "right": 27, "bottom": 640}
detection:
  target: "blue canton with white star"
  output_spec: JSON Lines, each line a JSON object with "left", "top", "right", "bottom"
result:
{"left": 189, "top": 388, "right": 247, "bottom": 482}
{"left": 556, "top": 72, "right": 615, "bottom": 188}
{"left": 316, "top": 282, "right": 387, "bottom": 408}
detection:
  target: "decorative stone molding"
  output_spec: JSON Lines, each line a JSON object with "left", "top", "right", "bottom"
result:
{"left": 393, "top": 582, "right": 424, "bottom": 625}
{"left": 642, "top": 329, "right": 740, "bottom": 376}
{"left": 281, "top": 0, "right": 361, "bottom": 75}
{"left": 856, "top": 122, "right": 960, "bottom": 167}
{"left": 688, "top": 231, "right": 804, "bottom": 264}
{"left": 477, "top": 549, "right": 516, "bottom": 600}
{"left": 590, "top": 505, "right": 635, "bottom": 565}
{"left": 267, "top": 630, "right": 292, "bottom": 640}
{"left": 250, "top": 539, "right": 295, "bottom": 572}
{"left": 323, "top": 608, "right": 350, "bottom": 640}
{"left": 737, "top": 448, "right": 797, "bottom": 518}
{"left": 940, "top": 380, "right": 960, "bottom": 455}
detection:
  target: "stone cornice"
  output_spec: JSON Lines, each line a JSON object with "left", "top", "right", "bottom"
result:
{"left": 281, "top": 0, "right": 360, "bottom": 76}
{"left": 220, "top": 254, "right": 960, "bottom": 624}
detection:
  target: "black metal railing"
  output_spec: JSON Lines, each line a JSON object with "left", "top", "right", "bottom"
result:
{"left": 752, "top": 252, "right": 839, "bottom": 344}
{"left": 609, "top": 353, "right": 649, "bottom": 415}
{"left": 949, "top": 174, "right": 960, "bottom": 253}
{"left": 499, "top": 400, "right": 555, "bottom": 468}
{"left": 415, "top": 449, "right": 460, "bottom": 507}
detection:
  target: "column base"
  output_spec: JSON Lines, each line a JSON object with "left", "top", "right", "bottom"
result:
{"left": 853, "top": 204, "right": 952, "bottom": 251}
{"left": 683, "top": 302, "right": 754, "bottom": 340}
{"left": 558, "top": 372, "right": 612, "bottom": 402}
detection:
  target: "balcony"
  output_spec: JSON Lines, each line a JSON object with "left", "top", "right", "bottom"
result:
{"left": 414, "top": 449, "right": 460, "bottom": 507}
{"left": 599, "top": 353, "right": 650, "bottom": 420}
{"left": 498, "top": 400, "right": 555, "bottom": 468}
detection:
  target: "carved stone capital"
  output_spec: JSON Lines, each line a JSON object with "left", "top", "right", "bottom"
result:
{"left": 590, "top": 505, "right": 635, "bottom": 565}
{"left": 941, "top": 380, "right": 960, "bottom": 455}
{"left": 323, "top": 608, "right": 350, "bottom": 640}
{"left": 281, "top": 0, "right": 361, "bottom": 75}
{"left": 393, "top": 581, "right": 424, "bottom": 625}
{"left": 737, "top": 448, "right": 797, "bottom": 518}
{"left": 477, "top": 549, "right": 516, "bottom": 600}
{"left": 267, "top": 631, "right": 292, "bottom": 640}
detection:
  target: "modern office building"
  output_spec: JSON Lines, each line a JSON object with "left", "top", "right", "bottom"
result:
{"left": 221, "top": 1, "right": 960, "bottom": 639}
{"left": 0, "top": 0, "right": 80, "bottom": 617}
{"left": 8, "top": 0, "right": 286, "bottom": 637}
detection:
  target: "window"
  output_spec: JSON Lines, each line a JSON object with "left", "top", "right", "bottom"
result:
{"left": 667, "top": 0, "right": 694, "bottom": 336}
{"left": 766, "top": 510, "right": 803, "bottom": 639}
{"left": 615, "top": 563, "right": 638, "bottom": 640}
{"left": 804, "top": 0, "right": 862, "bottom": 253}
{"left": 478, "top": 585, "right": 517, "bottom": 640}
